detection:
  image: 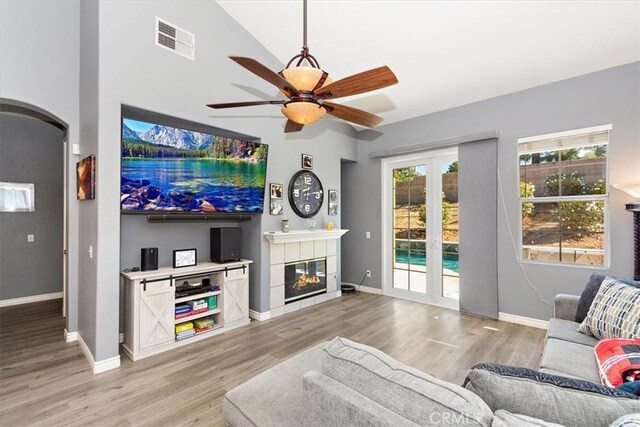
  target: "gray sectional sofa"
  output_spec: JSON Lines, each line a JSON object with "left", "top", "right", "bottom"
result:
{"left": 540, "top": 293, "right": 600, "bottom": 383}
{"left": 223, "top": 292, "right": 639, "bottom": 427}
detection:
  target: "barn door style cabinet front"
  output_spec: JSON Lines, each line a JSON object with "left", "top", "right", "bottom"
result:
{"left": 122, "top": 260, "right": 252, "bottom": 361}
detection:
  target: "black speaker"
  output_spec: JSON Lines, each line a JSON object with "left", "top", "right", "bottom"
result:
{"left": 141, "top": 247, "right": 158, "bottom": 271}
{"left": 211, "top": 227, "right": 242, "bottom": 263}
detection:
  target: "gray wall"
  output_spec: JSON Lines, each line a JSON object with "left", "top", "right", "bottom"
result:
{"left": 0, "top": 113, "right": 64, "bottom": 300}
{"left": 1, "top": 0, "right": 357, "bottom": 363}
{"left": 343, "top": 62, "right": 640, "bottom": 320}
{"left": 0, "top": 0, "right": 80, "bottom": 332}
{"left": 78, "top": 0, "right": 100, "bottom": 358}
{"left": 92, "top": 1, "right": 357, "bottom": 360}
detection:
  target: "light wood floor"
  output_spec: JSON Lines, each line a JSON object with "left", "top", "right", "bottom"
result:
{"left": 0, "top": 293, "right": 546, "bottom": 426}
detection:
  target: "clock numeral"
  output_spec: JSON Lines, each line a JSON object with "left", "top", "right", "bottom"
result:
{"left": 315, "top": 192, "right": 320, "bottom": 199}
{"left": 293, "top": 189, "right": 299, "bottom": 197}
{"left": 305, "top": 204, "right": 310, "bottom": 213}
{"left": 304, "top": 176, "right": 311, "bottom": 185}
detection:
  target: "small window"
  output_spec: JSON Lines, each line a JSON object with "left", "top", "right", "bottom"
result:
{"left": 518, "top": 125, "right": 610, "bottom": 267}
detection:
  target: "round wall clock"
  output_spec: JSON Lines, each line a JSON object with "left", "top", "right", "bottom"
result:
{"left": 288, "top": 170, "right": 324, "bottom": 218}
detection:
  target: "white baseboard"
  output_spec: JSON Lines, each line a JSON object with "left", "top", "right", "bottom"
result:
{"left": 76, "top": 332, "right": 121, "bottom": 374}
{"left": 341, "top": 282, "right": 383, "bottom": 295}
{"left": 249, "top": 309, "right": 271, "bottom": 321}
{"left": 64, "top": 329, "right": 78, "bottom": 342}
{"left": 357, "top": 285, "right": 383, "bottom": 295}
{"left": 0, "top": 292, "right": 63, "bottom": 307}
{"left": 498, "top": 312, "right": 549, "bottom": 330}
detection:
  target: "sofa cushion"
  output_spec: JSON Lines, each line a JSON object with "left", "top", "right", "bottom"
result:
{"left": 540, "top": 338, "right": 601, "bottom": 383}
{"left": 321, "top": 337, "right": 493, "bottom": 427}
{"left": 547, "top": 318, "right": 598, "bottom": 347}
{"left": 491, "top": 410, "right": 565, "bottom": 427}
{"left": 576, "top": 273, "right": 640, "bottom": 323}
{"left": 223, "top": 341, "right": 325, "bottom": 427}
{"left": 578, "top": 278, "right": 640, "bottom": 339}
{"left": 609, "top": 413, "right": 640, "bottom": 427}
{"left": 463, "top": 363, "right": 640, "bottom": 427}
{"left": 302, "top": 371, "right": 418, "bottom": 427}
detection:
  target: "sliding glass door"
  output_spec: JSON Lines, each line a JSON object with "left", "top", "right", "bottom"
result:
{"left": 382, "top": 150, "right": 459, "bottom": 309}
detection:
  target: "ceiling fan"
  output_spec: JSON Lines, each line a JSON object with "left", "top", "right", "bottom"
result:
{"left": 207, "top": 0, "right": 398, "bottom": 133}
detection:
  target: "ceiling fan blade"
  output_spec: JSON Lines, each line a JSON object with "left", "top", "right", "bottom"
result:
{"left": 284, "top": 120, "right": 304, "bottom": 133}
{"left": 315, "top": 66, "right": 398, "bottom": 100}
{"left": 206, "top": 100, "right": 285, "bottom": 109}
{"left": 323, "top": 101, "right": 384, "bottom": 128}
{"left": 229, "top": 56, "right": 299, "bottom": 98}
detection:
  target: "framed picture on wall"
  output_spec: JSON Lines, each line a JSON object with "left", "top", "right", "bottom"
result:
{"left": 76, "top": 154, "right": 95, "bottom": 200}
{"left": 270, "top": 183, "right": 283, "bottom": 199}
{"left": 270, "top": 199, "right": 283, "bottom": 215}
{"left": 302, "top": 154, "right": 313, "bottom": 170}
{"left": 328, "top": 189, "right": 338, "bottom": 215}
{"left": 270, "top": 183, "right": 284, "bottom": 215}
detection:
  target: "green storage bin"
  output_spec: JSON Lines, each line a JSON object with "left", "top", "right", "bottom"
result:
{"left": 208, "top": 295, "right": 217, "bottom": 309}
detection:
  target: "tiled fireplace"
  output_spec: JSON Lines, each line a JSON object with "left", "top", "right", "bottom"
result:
{"left": 285, "top": 257, "right": 327, "bottom": 303}
{"left": 264, "top": 229, "right": 348, "bottom": 319}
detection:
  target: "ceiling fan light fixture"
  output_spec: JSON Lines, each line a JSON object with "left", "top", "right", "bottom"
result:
{"left": 281, "top": 101, "right": 326, "bottom": 125}
{"left": 281, "top": 66, "right": 332, "bottom": 92}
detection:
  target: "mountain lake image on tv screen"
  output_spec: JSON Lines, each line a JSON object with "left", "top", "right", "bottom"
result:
{"left": 120, "top": 118, "right": 267, "bottom": 213}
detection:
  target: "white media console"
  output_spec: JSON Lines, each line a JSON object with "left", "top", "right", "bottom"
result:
{"left": 121, "top": 260, "right": 251, "bottom": 361}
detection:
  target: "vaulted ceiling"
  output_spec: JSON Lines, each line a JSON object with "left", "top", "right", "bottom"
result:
{"left": 217, "top": 0, "right": 640, "bottom": 127}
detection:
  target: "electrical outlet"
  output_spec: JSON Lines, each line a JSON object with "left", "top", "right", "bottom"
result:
{"left": 366, "top": 270, "right": 371, "bottom": 278}
{"left": 366, "top": 231, "right": 371, "bottom": 239}
{"left": 27, "top": 234, "right": 34, "bottom": 242}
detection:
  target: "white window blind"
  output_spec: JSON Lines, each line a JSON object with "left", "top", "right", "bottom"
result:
{"left": 518, "top": 125, "right": 611, "bottom": 155}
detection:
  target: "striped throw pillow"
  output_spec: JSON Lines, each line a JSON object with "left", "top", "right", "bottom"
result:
{"left": 578, "top": 278, "right": 640, "bottom": 340}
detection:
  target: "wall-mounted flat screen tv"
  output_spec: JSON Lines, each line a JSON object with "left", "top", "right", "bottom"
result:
{"left": 121, "top": 117, "right": 268, "bottom": 214}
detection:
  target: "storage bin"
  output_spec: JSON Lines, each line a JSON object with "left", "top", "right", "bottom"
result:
{"left": 208, "top": 295, "right": 217, "bottom": 309}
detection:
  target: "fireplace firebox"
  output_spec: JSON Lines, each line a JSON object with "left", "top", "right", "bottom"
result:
{"left": 284, "top": 257, "right": 327, "bottom": 303}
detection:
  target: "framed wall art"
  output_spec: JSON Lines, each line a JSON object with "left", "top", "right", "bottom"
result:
{"left": 302, "top": 154, "right": 313, "bottom": 170}
{"left": 76, "top": 154, "right": 95, "bottom": 200}
{"left": 328, "top": 189, "right": 338, "bottom": 215}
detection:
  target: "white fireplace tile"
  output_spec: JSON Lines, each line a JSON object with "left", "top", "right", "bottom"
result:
{"left": 270, "top": 264, "right": 284, "bottom": 287}
{"left": 270, "top": 285, "right": 285, "bottom": 309}
{"left": 285, "top": 301, "right": 301, "bottom": 313}
{"left": 270, "top": 306, "right": 285, "bottom": 318}
{"left": 327, "top": 239, "right": 337, "bottom": 256}
{"left": 327, "top": 290, "right": 340, "bottom": 300}
{"left": 314, "top": 293, "right": 328, "bottom": 304}
{"left": 326, "top": 256, "right": 337, "bottom": 274}
{"left": 300, "top": 241, "right": 314, "bottom": 260}
{"left": 326, "top": 274, "right": 337, "bottom": 292}
{"left": 301, "top": 297, "right": 315, "bottom": 309}
{"left": 270, "top": 244, "right": 284, "bottom": 265}
{"left": 284, "top": 243, "right": 300, "bottom": 263}
{"left": 314, "top": 240, "right": 326, "bottom": 257}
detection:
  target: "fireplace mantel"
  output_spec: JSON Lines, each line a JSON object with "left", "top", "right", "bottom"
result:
{"left": 264, "top": 229, "right": 348, "bottom": 244}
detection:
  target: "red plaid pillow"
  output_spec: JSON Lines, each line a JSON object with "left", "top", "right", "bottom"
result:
{"left": 595, "top": 338, "right": 640, "bottom": 387}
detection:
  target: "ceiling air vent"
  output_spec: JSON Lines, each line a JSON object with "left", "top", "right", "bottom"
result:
{"left": 155, "top": 17, "right": 195, "bottom": 60}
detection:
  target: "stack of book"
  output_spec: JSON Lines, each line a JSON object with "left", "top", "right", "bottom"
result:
{"left": 175, "top": 321, "right": 195, "bottom": 340}
{"left": 175, "top": 304, "right": 192, "bottom": 318}
{"left": 175, "top": 299, "right": 209, "bottom": 319}
{"left": 194, "top": 317, "right": 214, "bottom": 333}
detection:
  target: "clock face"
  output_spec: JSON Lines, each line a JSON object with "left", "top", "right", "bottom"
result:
{"left": 288, "top": 170, "right": 324, "bottom": 218}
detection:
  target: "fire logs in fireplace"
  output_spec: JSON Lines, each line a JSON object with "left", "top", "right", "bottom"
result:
{"left": 284, "top": 257, "right": 327, "bottom": 303}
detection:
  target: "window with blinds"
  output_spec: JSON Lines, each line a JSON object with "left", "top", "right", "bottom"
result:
{"left": 517, "top": 124, "right": 611, "bottom": 267}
